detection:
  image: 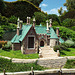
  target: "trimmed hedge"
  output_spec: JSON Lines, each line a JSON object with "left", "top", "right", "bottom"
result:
{"left": 2, "top": 1, "right": 41, "bottom": 22}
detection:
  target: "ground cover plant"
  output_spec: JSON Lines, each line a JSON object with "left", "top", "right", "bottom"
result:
{"left": 0, "top": 57, "right": 47, "bottom": 72}
{"left": 64, "top": 60, "right": 75, "bottom": 69}
{"left": 0, "top": 49, "right": 39, "bottom": 59}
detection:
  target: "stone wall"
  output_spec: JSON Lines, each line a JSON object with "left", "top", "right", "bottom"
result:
{"left": 37, "top": 57, "right": 67, "bottom": 68}
{"left": 12, "top": 43, "right": 21, "bottom": 50}
{"left": 1, "top": 69, "right": 75, "bottom": 75}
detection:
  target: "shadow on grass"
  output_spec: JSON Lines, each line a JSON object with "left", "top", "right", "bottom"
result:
{"left": 60, "top": 51, "right": 66, "bottom": 56}
{"left": 60, "top": 48, "right": 71, "bottom": 56}
{"left": 2, "top": 49, "right": 11, "bottom": 52}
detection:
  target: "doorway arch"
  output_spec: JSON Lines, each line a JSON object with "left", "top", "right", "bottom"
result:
{"left": 40, "top": 41, "right": 44, "bottom": 47}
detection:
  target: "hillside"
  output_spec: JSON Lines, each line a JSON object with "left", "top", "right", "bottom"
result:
{"left": 2, "top": 1, "right": 41, "bottom": 22}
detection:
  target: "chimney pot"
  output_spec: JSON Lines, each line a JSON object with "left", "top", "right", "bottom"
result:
{"left": 33, "top": 18, "right": 36, "bottom": 28}
{"left": 56, "top": 27, "right": 60, "bottom": 38}
{"left": 17, "top": 17, "right": 20, "bottom": 35}
{"left": 29, "top": 17, "right": 31, "bottom": 24}
{"left": 27, "top": 17, "right": 29, "bottom": 24}
{"left": 20, "top": 20, "right": 23, "bottom": 29}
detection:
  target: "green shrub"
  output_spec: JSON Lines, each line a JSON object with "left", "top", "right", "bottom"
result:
{"left": 54, "top": 45, "right": 61, "bottom": 52}
{"left": 2, "top": 41, "right": 12, "bottom": 50}
{"left": 54, "top": 44, "right": 68, "bottom": 52}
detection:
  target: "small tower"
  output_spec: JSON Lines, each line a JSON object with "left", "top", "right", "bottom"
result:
{"left": 46, "top": 20, "right": 49, "bottom": 33}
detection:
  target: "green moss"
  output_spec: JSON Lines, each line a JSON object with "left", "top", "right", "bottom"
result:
{"left": 0, "top": 49, "right": 39, "bottom": 59}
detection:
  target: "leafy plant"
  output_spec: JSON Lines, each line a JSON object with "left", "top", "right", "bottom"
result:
{"left": 9, "top": 16, "right": 17, "bottom": 24}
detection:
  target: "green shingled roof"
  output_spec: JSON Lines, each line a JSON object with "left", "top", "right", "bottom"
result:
{"left": 11, "top": 25, "right": 32, "bottom": 43}
{"left": 59, "top": 37, "right": 64, "bottom": 43}
{"left": 50, "top": 27, "right": 58, "bottom": 39}
{"left": 35, "top": 26, "right": 58, "bottom": 39}
{"left": 35, "top": 26, "right": 47, "bottom": 34}
{"left": 11, "top": 25, "right": 59, "bottom": 43}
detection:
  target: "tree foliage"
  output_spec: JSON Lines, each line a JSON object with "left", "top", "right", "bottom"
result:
{"left": 64, "top": 0, "right": 75, "bottom": 10}
{"left": 18, "top": 0, "right": 43, "bottom": 6}
{"left": 2, "top": 1, "right": 41, "bottom": 22}
{"left": 58, "top": 7, "right": 63, "bottom": 16}
{"left": 53, "top": 26, "right": 75, "bottom": 41}
{"left": 0, "top": 0, "right": 6, "bottom": 13}
{"left": 60, "top": 10, "right": 75, "bottom": 21}
{"left": 34, "top": 12, "right": 46, "bottom": 25}
{"left": 47, "top": 14, "right": 60, "bottom": 24}
{"left": 0, "top": 27, "right": 4, "bottom": 39}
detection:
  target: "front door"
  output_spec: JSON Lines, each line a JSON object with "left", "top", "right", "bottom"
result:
{"left": 28, "top": 37, "right": 34, "bottom": 48}
{"left": 40, "top": 41, "right": 44, "bottom": 47}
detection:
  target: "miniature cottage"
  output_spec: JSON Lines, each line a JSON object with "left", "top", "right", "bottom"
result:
{"left": 11, "top": 17, "right": 64, "bottom": 54}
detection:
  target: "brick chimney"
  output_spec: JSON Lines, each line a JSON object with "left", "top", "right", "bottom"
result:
{"left": 29, "top": 17, "right": 31, "bottom": 24}
{"left": 33, "top": 18, "right": 36, "bottom": 28}
{"left": 17, "top": 17, "right": 20, "bottom": 35}
{"left": 46, "top": 20, "right": 49, "bottom": 33}
{"left": 27, "top": 17, "right": 29, "bottom": 25}
{"left": 56, "top": 27, "right": 60, "bottom": 38}
{"left": 49, "top": 19, "right": 52, "bottom": 27}
{"left": 20, "top": 20, "right": 23, "bottom": 29}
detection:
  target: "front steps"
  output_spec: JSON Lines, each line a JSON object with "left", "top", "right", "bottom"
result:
{"left": 39, "top": 46, "right": 58, "bottom": 58}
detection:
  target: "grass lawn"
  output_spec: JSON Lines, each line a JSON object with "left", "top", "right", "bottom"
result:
{"left": 64, "top": 60, "right": 75, "bottom": 69}
{"left": 0, "top": 49, "right": 39, "bottom": 59}
{"left": 60, "top": 48, "right": 75, "bottom": 56}
{"left": 0, "top": 58, "right": 47, "bottom": 72}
